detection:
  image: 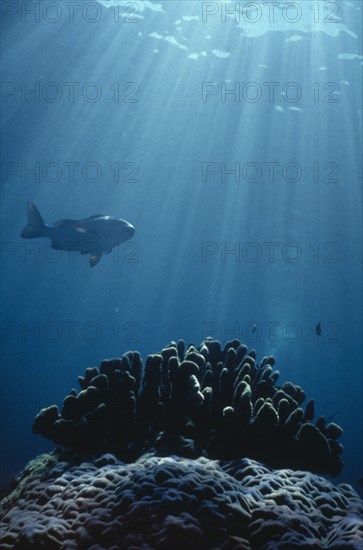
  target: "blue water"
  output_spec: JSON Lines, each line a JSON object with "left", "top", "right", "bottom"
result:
{"left": 1, "top": 0, "right": 362, "bottom": 495}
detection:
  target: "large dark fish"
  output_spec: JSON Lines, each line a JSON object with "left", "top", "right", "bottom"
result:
{"left": 315, "top": 322, "right": 322, "bottom": 336}
{"left": 21, "top": 202, "right": 135, "bottom": 267}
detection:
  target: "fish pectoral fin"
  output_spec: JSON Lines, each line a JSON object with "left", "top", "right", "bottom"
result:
{"left": 89, "top": 251, "right": 102, "bottom": 268}
{"left": 74, "top": 226, "right": 88, "bottom": 234}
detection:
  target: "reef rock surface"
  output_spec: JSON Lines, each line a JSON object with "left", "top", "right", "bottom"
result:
{"left": 1, "top": 450, "right": 362, "bottom": 550}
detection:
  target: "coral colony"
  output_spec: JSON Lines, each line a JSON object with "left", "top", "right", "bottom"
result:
{"left": 1, "top": 339, "right": 362, "bottom": 549}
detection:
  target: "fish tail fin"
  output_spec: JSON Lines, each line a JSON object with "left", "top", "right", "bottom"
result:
{"left": 21, "top": 202, "right": 46, "bottom": 238}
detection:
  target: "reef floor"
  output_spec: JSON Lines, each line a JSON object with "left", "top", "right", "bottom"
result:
{"left": 1, "top": 450, "right": 362, "bottom": 550}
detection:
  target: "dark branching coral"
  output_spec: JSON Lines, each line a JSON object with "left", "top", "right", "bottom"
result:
{"left": 33, "top": 339, "right": 343, "bottom": 476}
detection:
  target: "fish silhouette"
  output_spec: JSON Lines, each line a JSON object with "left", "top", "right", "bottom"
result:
{"left": 21, "top": 202, "right": 135, "bottom": 267}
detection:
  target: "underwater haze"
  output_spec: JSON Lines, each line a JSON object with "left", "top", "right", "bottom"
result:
{"left": 1, "top": 0, "right": 362, "bottom": 497}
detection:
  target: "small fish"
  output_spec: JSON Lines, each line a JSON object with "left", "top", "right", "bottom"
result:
{"left": 21, "top": 202, "right": 135, "bottom": 267}
{"left": 315, "top": 322, "right": 322, "bottom": 336}
{"left": 252, "top": 324, "right": 257, "bottom": 334}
